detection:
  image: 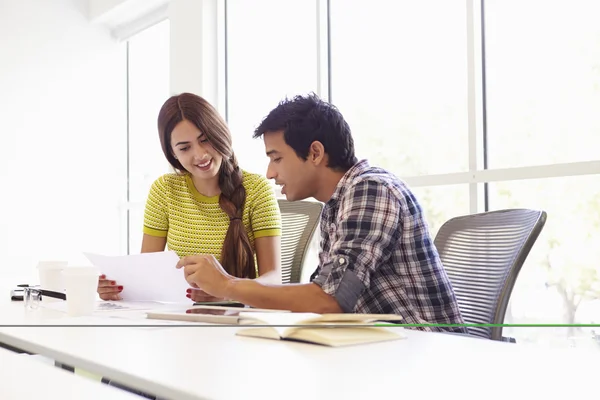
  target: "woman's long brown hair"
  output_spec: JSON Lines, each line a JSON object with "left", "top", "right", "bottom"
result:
{"left": 157, "top": 93, "right": 255, "bottom": 279}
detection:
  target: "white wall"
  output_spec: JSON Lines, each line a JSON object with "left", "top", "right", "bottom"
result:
{"left": 0, "top": 0, "right": 127, "bottom": 282}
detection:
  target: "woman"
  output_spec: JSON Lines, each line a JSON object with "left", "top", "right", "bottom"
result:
{"left": 98, "top": 93, "right": 282, "bottom": 301}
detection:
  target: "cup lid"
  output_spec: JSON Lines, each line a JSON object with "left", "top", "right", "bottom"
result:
{"left": 62, "top": 266, "right": 99, "bottom": 276}
{"left": 37, "top": 261, "right": 68, "bottom": 270}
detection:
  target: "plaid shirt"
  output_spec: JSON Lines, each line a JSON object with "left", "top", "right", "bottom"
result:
{"left": 312, "top": 160, "right": 467, "bottom": 333}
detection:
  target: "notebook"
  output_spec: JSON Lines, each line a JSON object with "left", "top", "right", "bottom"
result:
{"left": 145, "top": 305, "right": 289, "bottom": 324}
{"left": 235, "top": 312, "right": 405, "bottom": 347}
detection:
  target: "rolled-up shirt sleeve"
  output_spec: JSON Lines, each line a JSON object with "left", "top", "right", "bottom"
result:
{"left": 312, "top": 179, "right": 401, "bottom": 312}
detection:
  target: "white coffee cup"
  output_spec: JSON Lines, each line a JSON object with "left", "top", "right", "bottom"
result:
{"left": 37, "top": 261, "right": 68, "bottom": 292}
{"left": 62, "top": 266, "right": 99, "bottom": 317}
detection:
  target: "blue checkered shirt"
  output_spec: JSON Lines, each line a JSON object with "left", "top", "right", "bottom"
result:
{"left": 312, "top": 160, "right": 467, "bottom": 333}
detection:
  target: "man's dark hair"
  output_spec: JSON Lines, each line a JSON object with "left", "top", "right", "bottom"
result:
{"left": 253, "top": 93, "right": 358, "bottom": 171}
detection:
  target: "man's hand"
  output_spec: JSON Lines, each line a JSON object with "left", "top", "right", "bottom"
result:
{"left": 176, "top": 255, "right": 233, "bottom": 299}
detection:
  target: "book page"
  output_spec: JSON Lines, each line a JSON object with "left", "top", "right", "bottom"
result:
{"left": 238, "top": 312, "right": 320, "bottom": 326}
{"left": 238, "top": 312, "right": 403, "bottom": 326}
{"left": 306, "top": 314, "right": 403, "bottom": 323}
{"left": 236, "top": 325, "right": 406, "bottom": 346}
{"left": 238, "top": 312, "right": 403, "bottom": 338}
{"left": 286, "top": 326, "right": 404, "bottom": 347}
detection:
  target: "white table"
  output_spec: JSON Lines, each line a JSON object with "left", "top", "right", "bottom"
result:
{"left": 0, "top": 346, "right": 141, "bottom": 399}
{"left": 0, "top": 298, "right": 597, "bottom": 400}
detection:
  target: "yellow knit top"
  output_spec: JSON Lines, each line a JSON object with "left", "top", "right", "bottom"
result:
{"left": 143, "top": 170, "right": 281, "bottom": 261}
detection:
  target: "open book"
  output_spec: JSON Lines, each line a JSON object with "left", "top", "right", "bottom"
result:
{"left": 236, "top": 312, "right": 405, "bottom": 347}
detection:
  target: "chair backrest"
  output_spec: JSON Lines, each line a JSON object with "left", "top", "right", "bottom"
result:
{"left": 434, "top": 208, "right": 547, "bottom": 341}
{"left": 277, "top": 199, "right": 323, "bottom": 283}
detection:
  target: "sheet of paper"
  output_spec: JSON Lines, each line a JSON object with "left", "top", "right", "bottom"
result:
{"left": 40, "top": 301, "right": 192, "bottom": 323}
{"left": 83, "top": 251, "right": 191, "bottom": 303}
{"left": 41, "top": 300, "right": 178, "bottom": 313}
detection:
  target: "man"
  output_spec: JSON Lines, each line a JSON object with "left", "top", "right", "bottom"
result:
{"left": 177, "top": 94, "right": 466, "bottom": 333}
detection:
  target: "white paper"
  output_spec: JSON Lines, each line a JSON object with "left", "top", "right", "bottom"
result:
{"left": 83, "top": 251, "right": 191, "bottom": 302}
{"left": 42, "top": 300, "right": 177, "bottom": 313}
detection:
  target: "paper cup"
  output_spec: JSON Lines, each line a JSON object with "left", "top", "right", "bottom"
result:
{"left": 37, "top": 261, "right": 68, "bottom": 292}
{"left": 62, "top": 266, "right": 99, "bottom": 317}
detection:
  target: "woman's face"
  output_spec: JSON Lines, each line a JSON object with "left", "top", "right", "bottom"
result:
{"left": 170, "top": 120, "right": 223, "bottom": 180}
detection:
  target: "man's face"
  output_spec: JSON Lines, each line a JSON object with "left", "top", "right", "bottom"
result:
{"left": 263, "top": 131, "right": 316, "bottom": 201}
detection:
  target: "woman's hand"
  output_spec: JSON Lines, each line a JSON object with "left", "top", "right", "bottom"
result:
{"left": 97, "top": 274, "right": 123, "bottom": 300}
{"left": 186, "top": 287, "right": 225, "bottom": 303}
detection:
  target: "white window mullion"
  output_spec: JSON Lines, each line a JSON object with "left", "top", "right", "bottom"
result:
{"left": 316, "top": 0, "right": 330, "bottom": 101}
{"left": 402, "top": 160, "right": 600, "bottom": 188}
{"left": 467, "top": 0, "right": 483, "bottom": 214}
{"left": 169, "top": 0, "right": 220, "bottom": 104}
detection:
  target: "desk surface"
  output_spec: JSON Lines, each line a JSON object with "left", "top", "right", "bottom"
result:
{"left": 0, "top": 299, "right": 596, "bottom": 400}
{"left": 0, "top": 346, "right": 140, "bottom": 399}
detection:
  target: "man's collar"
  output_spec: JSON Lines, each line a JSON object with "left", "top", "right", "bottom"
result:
{"left": 328, "top": 159, "right": 370, "bottom": 203}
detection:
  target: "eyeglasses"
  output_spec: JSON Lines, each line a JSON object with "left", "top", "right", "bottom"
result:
{"left": 23, "top": 287, "right": 43, "bottom": 310}
{"left": 23, "top": 286, "right": 67, "bottom": 310}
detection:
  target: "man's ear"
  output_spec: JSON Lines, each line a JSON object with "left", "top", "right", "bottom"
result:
{"left": 308, "top": 141, "right": 326, "bottom": 166}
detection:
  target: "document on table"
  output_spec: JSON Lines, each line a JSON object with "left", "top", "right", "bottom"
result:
{"left": 93, "top": 301, "right": 181, "bottom": 311}
{"left": 83, "top": 251, "right": 191, "bottom": 303}
{"left": 41, "top": 300, "right": 181, "bottom": 314}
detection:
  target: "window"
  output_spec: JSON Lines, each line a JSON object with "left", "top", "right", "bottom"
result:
{"left": 411, "top": 185, "right": 471, "bottom": 238}
{"left": 219, "top": 0, "right": 600, "bottom": 348}
{"left": 482, "top": 0, "right": 600, "bottom": 349}
{"left": 490, "top": 176, "right": 600, "bottom": 348}
{"left": 226, "top": 0, "right": 319, "bottom": 176}
{"left": 329, "top": 0, "right": 469, "bottom": 177}
{"left": 485, "top": 0, "right": 600, "bottom": 168}
{"left": 126, "top": 19, "right": 171, "bottom": 254}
